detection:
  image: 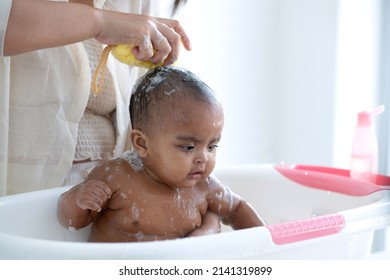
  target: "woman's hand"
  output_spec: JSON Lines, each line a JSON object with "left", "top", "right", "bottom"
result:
{"left": 95, "top": 11, "right": 192, "bottom": 65}
{"left": 4, "top": 0, "right": 191, "bottom": 60}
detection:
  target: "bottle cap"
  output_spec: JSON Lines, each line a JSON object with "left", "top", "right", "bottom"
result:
{"left": 357, "top": 105, "right": 385, "bottom": 126}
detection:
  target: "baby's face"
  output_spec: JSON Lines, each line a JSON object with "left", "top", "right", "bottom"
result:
{"left": 142, "top": 98, "right": 224, "bottom": 189}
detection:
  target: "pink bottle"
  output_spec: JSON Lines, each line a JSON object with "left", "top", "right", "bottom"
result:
{"left": 350, "top": 105, "right": 385, "bottom": 183}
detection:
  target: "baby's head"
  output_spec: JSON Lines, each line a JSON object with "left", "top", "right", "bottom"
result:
{"left": 129, "top": 66, "right": 224, "bottom": 188}
{"left": 130, "top": 66, "right": 222, "bottom": 135}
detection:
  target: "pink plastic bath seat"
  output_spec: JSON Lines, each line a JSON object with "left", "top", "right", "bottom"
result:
{"left": 274, "top": 163, "right": 390, "bottom": 196}
{"left": 266, "top": 214, "right": 345, "bottom": 245}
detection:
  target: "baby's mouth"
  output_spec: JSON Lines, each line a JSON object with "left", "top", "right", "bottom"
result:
{"left": 187, "top": 171, "right": 203, "bottom": 179}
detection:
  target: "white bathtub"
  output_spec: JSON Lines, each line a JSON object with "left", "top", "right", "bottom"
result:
{"left": 0, "top": 164, "right": 389, "bottom": 259}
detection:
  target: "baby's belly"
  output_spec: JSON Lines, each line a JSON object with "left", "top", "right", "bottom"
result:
{"left": 88, "top": 209, "right": 202, "bottom": 242}
{"left": 89, "top": 226, "right": 172, "bottom": 242}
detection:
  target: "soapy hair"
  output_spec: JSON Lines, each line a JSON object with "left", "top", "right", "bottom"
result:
{"left": 130, "top": 66, "right": 218, "bottom": 131}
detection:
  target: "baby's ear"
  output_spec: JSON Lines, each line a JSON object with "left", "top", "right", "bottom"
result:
{"left": 130, "top": 129, "right": 148, "bottom": 158}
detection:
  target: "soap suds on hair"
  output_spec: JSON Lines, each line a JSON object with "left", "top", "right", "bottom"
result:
{"left": 164, "top": 88, "right": 176, "bottom": 96}
{"left": 145, "top": 73, "right": 166, "bottom": 93}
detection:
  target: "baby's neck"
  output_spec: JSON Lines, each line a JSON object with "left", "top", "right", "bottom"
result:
{"left": 120, "top": 150, "right": 144, "bottom": 171}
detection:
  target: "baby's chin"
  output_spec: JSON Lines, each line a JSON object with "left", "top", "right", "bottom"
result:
{"left": 172, "top": 177, "right": 206, "bottom": 190}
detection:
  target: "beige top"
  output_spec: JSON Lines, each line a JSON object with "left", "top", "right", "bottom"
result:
{"left": 74, "top": 39, "right": 116, "bottom": 162}
{"left": 0, "top": 0, "right": 159, "bottom": 195}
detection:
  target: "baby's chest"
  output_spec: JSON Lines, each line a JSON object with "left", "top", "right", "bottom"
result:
{"left": 110, "top": 190, "right": 207, "bottom": 239}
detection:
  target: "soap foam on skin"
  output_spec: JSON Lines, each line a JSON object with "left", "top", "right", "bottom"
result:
{"left": 121, "top": 151, "right": 144, "bottom": 171}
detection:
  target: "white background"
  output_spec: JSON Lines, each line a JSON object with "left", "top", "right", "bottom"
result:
{"left": 166, "top": 0, "right": 383, "bottom": 169}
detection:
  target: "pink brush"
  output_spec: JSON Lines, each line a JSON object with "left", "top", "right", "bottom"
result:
{"left": 275, "top": 163, "right": 390, "bottom": 196}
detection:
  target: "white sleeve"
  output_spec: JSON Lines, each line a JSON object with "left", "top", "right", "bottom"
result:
{"left": 0, "top": 0, "right": 12, "bottom": 56}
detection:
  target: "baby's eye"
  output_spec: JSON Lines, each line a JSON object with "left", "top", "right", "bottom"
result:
{"left": 182, "top": 145, "right": 195, "bottom": 152}
{"left": 208, "top": 144, "right": 219, "bottom": 151}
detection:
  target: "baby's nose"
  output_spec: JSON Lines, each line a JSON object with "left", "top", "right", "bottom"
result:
{"left": 195, "top": 150, "right": 209, "bottom": 164}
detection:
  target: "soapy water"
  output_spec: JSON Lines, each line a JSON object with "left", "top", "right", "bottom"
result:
{"left": 215, "top": 191, "right": 223, "bottom": 201}
{"left": 226, "top": 186, "right": 234, "bottom": 213}
{"left": 174, "top": 189, "right": 187, "bottom": 210}
{"left": 67, "top": 226, "right": 77, "bottom": 232}
{"left": 132, "top": 66, "right": 195, "bottom": 97}
{"left": 145, "top": 73, "right": 166, "bottom": 94}
{"left": 164, "top": 88, "right": 176, "bottom": 96}
{"left": 121, "top": 151, "right": 143, "bottom": 171}
{"left": 174, "top": 188, "right": 182, "bottom": 208}
{"left": 127, "top": 231, "right": 159, "bottom": 242}
{"left": 120, "top": 192, "right": 128, "bottom": 199}
{"left": 130, "top": 203, "right": 141, "bottom": 221}
{"left": 132, "top": 68, "right": 168, "bottom": 96}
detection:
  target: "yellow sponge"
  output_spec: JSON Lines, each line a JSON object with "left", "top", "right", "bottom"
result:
{"left": 111, "top": 44, "right": 163, "bottom": 68}
{"left": 92, "top": 44, "right": 163, "bottom": 95}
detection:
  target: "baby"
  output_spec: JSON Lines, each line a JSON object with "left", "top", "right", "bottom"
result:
{"left": 57, "top": 66, "right": 265, "bottom": 242}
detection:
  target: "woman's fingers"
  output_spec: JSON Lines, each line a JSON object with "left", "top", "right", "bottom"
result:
{"left": 136, "top": 18, "right": 191, "bottom": 65}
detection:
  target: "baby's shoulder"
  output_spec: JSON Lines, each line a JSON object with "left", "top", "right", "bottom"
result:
{"left": 88, "top": 158, "right": 132, "bottom": 180}
{"left": 100, "top": 158, "right": 128, "bottom": 170}
{"left": 204, "top": 174, "right": 225, "bottom": 189}
{"left": 202, "top": 175, "right": 233, "bottom": 197}
{"left": 194, "top": 175, "right": 218, "bottom": 193}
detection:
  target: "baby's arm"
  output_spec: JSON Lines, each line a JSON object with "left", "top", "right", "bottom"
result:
{"left": 57, "top": 179, "right": 111, "bottom": 229}
{"left": 207, "top": 176, "right": 265, "bottom": 230}
{"left": 222, "top": 196, "right": 265, "bottom": 229}
{"left": 186, "top": 211, "right": 221, "bottom": 237}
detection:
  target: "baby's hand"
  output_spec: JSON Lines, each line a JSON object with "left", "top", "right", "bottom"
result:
{"left": 75, "top": 180, "right": 112, "bottom": 212}
{"left": 187, "top": 212, "right": 221, "bottom": 237}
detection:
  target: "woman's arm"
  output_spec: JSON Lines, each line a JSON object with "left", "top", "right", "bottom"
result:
{"left": 5, "top": 0, "right": 102, "bottom": 56}
{"left": 4, "top": 0, "right": 191, "bottom": 64}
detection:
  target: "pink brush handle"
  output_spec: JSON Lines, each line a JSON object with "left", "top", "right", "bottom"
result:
{"left": 274, "top": 164, "right": 390, "bottom": 196}
{"left": 266, "top": 214, "right": 345, "bottom": 245}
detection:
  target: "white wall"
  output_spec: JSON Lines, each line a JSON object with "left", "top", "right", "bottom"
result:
{"left": 273, "top": 0, "right": 338, "bottom": 166}
{"left": 333, "top": 0, "right": 382, "bottom": 168}
{"left": 177, "top": 0, "right": 279, "bottom": 166}
{"left": 173, "top": 0, "right": 382, "bottom": 169}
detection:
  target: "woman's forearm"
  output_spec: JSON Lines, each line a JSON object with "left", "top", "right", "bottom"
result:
{"left": 4, "top": 0, "right": 101, "bottom": 56}
{"left": 4, "top": 0, "right": 190, "bottom": 64}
